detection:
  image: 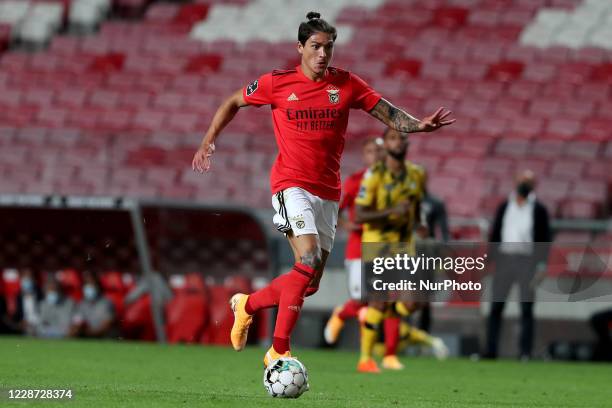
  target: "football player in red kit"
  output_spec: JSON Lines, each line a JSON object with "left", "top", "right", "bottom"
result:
{"left": 192, "top": 11, "right": 454, "bottom": 366}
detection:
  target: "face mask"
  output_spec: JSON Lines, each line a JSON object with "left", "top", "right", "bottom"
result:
{"left": 83, "top": 284, "right": 97, "bottom": 301}
{"left": 46, "top": 291, "right": 59, "bottom": 305}
{"left": 516, "top": 182, "right": 532, "bottom": 198}
{"left": 21, "top": 278, "right": 34, "bottom": 293}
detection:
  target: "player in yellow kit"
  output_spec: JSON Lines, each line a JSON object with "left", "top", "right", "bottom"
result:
{"left": 354, "top": 128, "right": 443, "bottom": 372}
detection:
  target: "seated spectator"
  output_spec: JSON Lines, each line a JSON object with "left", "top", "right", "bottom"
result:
{"left": 70, "top": 271, "right": 116, "bottom": 338}
{"left": 35, "top": 276, "right": 75, "bottom": 338}
{"left": 18, "top": 268, "right": 43, "bottom": 335}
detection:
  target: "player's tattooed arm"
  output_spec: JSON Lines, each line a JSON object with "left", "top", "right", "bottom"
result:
{"left": 368, "top": 99, "right": 455, "bottom": 133}
{"left": 369, "top": 98, "right": 421, "bottom": 132}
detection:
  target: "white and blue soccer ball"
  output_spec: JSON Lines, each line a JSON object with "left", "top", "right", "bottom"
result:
{"left": 263, "top": 357, "right": 309, "bottom": 398}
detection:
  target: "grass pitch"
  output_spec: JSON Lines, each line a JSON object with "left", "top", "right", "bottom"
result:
{"left": 0, "top": 336, "right": 610, "bottom": 407}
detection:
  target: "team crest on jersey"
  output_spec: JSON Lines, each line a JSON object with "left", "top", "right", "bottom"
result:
{"left": 246, "top": 79, "right": 258, "bottom": 96}
{"left": 326, "top": 86, "right": 340, "bottom": 104}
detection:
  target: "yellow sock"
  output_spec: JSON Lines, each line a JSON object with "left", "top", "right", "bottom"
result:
{"left": 359, "top": 307, "right": 383, "bottom": 363}
{"left": 394, "top": 302, "right": 412, "bottom": 317}
{"left": 407, "top": 326, "right": 433, "bottom": 346}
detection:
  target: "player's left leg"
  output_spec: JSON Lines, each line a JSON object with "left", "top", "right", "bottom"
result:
{"left": 231, "top": 188, "right": 321, "bottom": 354}
{"left": 262, "top": 188, "right": 336, "bottom": 366}
{"left": 263, "top": 233, "right": 328, "bottom": 365}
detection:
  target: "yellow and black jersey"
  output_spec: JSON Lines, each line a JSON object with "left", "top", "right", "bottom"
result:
{"left": 355, "top": 160, "right": 425, "bottom": 245}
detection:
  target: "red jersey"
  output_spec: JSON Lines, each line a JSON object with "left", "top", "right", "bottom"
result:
{"left": 340, "top": 168, "right": 367, "bottom": 260}
{"left": 242, "top": 66, "right": 381, "bottom": 201}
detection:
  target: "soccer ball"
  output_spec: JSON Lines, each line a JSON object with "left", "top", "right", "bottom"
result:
{"left": 263, "top": 357, "right": 309, "bottom": 398}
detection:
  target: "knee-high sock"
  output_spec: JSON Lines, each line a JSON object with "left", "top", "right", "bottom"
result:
{"left": 359, "top": 307, "right": 383, "bottom": 363}
{"left": 406, "top": 325, "right": 432, "bottom": 346}
{"left": 271, "top": 263, "right": 314, "bottom": 354}
{"left": 338, "top": 299, "right": 365, "bottom": 321}
{"left": 304, "top": 284, "right": 319, "bottom": 297}
{"left": 384, "top": 317, "right": 401, "bottom": 356}
{"left": 245, "top": 263, "right": 313, "bottom": 314}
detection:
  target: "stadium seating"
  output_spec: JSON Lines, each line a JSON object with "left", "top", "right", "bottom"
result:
{"left": 0, "top": 0, "right": 610, "bottom": 220}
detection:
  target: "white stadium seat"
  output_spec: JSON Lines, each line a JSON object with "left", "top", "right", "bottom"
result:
{"left": 0, "top": 0, "right": 30, "bottom": 24}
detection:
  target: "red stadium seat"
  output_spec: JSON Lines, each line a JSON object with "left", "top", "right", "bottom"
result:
{"left": 564, "top": 141, "right": 601, "bottom": 159}
{"left": 443, "top": 157, "right": 479, "bottom": 175}
{"left": 549, "top": 161, "right": 585, "bottom": 181}
{"left": 433, "top": 7, "right": 469, "bottom": 29}
{"left": 88, "top": 53, "right": 125, "bottom": 74}
{"left": 487, "top": 61, "right": 524, "bottom": 81}
{"left": 224, "top": 275, "right": 252, "bottom": 294}
{"left": 100, "top": 271, "right": 125, "bottom": 292}
{"left": 530, "top": 139, "right": 565, "bottom": 158}
{"left": 559, "top": 200, "right": 601, "bottom": 219}
{"left": 114, "top": 0, "right": 151, "bottom": 19}
{"left": 513, "top": 158, "right": 549, "bottom": 175}
{"left": 591, "top": 63, "right": 612, "bottom": 82}
{"left": 166, "top": 293, "right": 208, "bottom": 343}
{"left": 55, "top": 268, "right": 82, "bottom": 301}
{"left": 571, "top": 181, "right": 608, "bottom": 202}
{"left": 200, "top": 285, "right": 233, "bottom": 345}
{"left": 585, "top": 162, "right": 610, "bottom": 182}
{"left": 495, "top": 139, "right": 531, "bottom": 157}
{"left": 122, "top": 295, "right": 156, "bottom": 341}
{"left": 184, "top": 54, "right": 223, "bottom": 73}
{"left": 546, "top": 119, "right": 582, "bottom": 139}
{"left": 1, "top": 269, "right": 21, "bottom": 316}
{"left": 173, "top": 3, "right": 210, "bottom": 28}
{"left": 384, "top": 59, "right": 422, "bottom": 77}
{"left": 537, "top": 179, "right": 570, "bottom": 202}
{"left": 481, "top": 157, "right": 514, "bottom": 176}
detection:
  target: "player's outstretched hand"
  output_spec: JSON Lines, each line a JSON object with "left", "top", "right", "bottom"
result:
{"left": 418, "top": 107, "right": 455, "bottom": 132}
{"left": 192, "top": 143, "right": 215, "bottom": 173}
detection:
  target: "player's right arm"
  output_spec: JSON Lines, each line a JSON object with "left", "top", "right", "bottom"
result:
{"left": 192, "top": 89, "right": 248, "bottom": 173}
{"left": 354, "top": 167, "right": 409, "bottom": 224}
{"left": 355, "top": 201, "right": 411, "bottom": 224}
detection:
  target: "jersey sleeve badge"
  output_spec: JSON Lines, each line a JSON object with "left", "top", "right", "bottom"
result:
{"left": 246, "top": 79, "right": 259, "bottom": 96}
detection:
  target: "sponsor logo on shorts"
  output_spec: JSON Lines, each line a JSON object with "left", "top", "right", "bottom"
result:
{"left": 246, "top": 79, "right": 258, "bottom": 96}
{"left": 288, "top": 305, "right": 301, "bottom": 312}
{"left": 296, "top": 220, "right": 305, "bottom": 229}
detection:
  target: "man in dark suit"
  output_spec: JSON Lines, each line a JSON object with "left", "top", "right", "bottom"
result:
{"left": 485, "top": 170, "right": 552, "bottom": 359}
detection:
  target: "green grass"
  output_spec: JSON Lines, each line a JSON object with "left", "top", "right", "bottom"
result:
{"left": 0, "top": 336, "right": 611, "bottom": 407}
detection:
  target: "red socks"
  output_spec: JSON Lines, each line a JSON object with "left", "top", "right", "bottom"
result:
{"left": 384, "top": 317, "right": 401, "bottom": 356}
{"left": 338, "top": 299, "right": 365, "bottom": 321}
{"left": 304, "top": 284, "right": 319, "bottom": 297}
{"left": 272, "top": 263, "right": 314, "bottom": 353}
{"left": 243, "top": 263, "right": 315, "bottom": 354}
{"left": 245, "top": 283, "right": 278, "bottom": 315}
